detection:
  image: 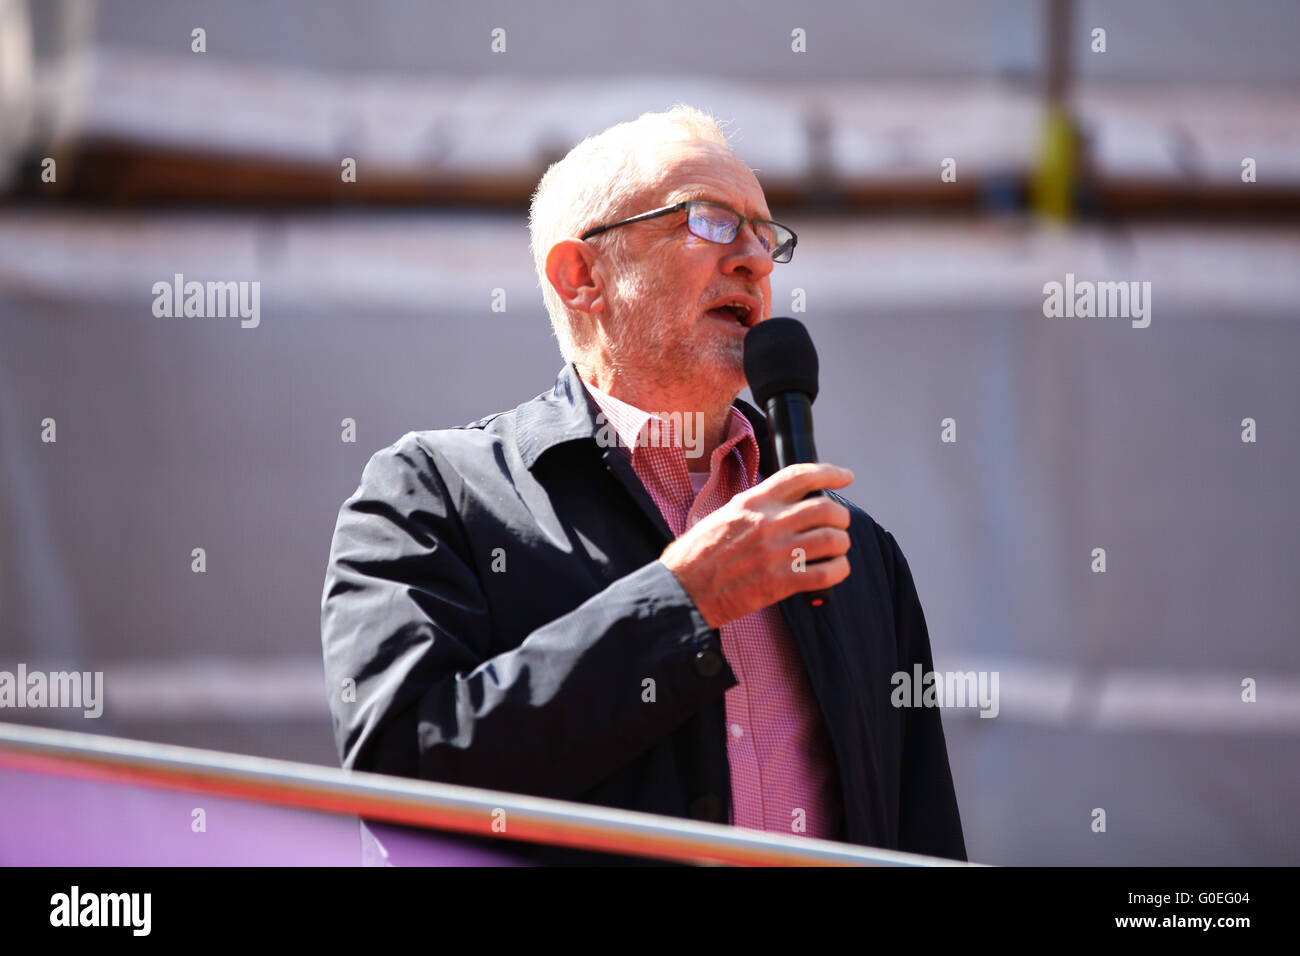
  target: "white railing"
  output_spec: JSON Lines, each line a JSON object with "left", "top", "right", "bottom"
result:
{"left": 0, "top": 721, "right": 972, "bottom": 866}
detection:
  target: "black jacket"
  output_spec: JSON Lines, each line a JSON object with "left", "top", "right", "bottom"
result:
{"left": 321, "top": 363, "right": 966, "bottom": 862}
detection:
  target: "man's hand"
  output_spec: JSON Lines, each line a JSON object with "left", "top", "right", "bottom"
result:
{"left": 659, "top": 463, "right": 854, "bottom": 628}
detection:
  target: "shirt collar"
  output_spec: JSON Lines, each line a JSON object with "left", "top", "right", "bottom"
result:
{"left": 581, "top": 377, "right": 760, "bottom": 485}
{"left": 514, "top": 363, "right": 777, "bottom": 478}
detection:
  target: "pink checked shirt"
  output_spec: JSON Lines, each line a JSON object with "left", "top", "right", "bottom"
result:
{"left": 583, "top": 378, "right": 844, "bottom": 840}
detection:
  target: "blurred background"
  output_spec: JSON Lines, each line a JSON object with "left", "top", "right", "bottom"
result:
{"left": 1, "top": 0, "right": 1297, "bottom": 865}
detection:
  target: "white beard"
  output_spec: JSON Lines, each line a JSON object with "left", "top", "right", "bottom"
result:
{"left": 603, "top": 265, "right": 745, "bottom": 397}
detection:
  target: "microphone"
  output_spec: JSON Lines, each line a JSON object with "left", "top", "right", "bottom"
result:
{"left": 743, "top": 317, "right": 834, "bottom": 608}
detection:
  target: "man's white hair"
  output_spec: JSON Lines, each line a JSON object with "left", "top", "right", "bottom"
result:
{"left": 528, "top": 104, "right": 736, "bottom": 363}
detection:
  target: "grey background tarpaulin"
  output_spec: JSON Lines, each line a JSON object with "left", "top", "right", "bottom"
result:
{"left": 1, "top": 0, "right": 1298, "bottom": 865}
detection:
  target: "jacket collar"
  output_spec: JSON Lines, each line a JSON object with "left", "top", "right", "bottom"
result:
{"left": 516, "top": 363, "right": 777, "bottom": 477}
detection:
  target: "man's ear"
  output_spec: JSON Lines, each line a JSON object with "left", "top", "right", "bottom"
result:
{"left": 545, "top": 238, "right": 607, "bottom": 317}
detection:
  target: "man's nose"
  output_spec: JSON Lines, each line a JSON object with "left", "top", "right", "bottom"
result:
{"left": 723, "top": 223, "right": 775, "bottom": 278}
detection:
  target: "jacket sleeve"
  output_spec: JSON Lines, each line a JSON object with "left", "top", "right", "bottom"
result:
{"left": 320, "top": 432, "right": 732, "bottom": 801}
{"left": 883, "top": 529, "right": 969, "bottom": 862}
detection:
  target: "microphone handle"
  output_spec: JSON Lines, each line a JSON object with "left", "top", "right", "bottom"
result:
{"left": 764, "top": 393, "right": 833, "bottom": 608}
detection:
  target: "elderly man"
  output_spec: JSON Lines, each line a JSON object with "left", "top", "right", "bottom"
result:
{"left": 321, "top": 105, "right": 966, "bottom": 863}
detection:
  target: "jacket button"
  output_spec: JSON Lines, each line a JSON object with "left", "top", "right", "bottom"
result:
{"left": 689, "top": 794, "right": 723, "bottom": 822}
{"left": 695, "top": 649, "right": 723, "bottom": 677}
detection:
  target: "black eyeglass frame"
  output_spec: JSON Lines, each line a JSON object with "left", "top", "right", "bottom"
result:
{"left": 579, "top": 200, "right": 798, "bottom": 263}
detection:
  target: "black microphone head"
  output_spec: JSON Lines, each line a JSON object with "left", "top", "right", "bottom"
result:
{"left": 744, "top": 317, "right": 819, "bottom": 406}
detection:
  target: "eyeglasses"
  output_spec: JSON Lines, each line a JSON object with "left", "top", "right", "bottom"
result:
{"left": 580, "top": 200, "right": 797, "bottom": 263}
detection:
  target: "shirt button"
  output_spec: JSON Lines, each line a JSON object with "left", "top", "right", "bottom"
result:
{"left": 694, "top": 649, "right": 723, "bottom": 678}
{"left": 729, "top": 723, "right": 744, "bottom": 739}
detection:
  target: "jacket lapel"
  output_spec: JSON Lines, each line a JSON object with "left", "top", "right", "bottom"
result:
{"left": 517, "top": 364, "right": 675, "bottom": 544}
{"left": 600, "top": 445, "right": 676, "bottom": 545}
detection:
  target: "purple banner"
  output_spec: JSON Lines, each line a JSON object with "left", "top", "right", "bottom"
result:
{"left": 0, "top": 765, "right": 531, "bottom": 866}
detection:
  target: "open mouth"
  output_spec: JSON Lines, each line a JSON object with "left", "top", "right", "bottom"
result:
{"left": 706, "top": 301, "right": 755, "bottom": 328}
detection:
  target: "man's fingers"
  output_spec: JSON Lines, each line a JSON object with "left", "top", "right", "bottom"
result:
{"left": 790, "top": 527, "right": 852, "bottom": 562}
{"left": 782, "top": 495, "right": 852, "bottom": 533}
{"left": 758, "top": 462, "right": 854, "bottom": 502}
{"left": 792, "top": 554, "right": 851, "bottom": 591}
